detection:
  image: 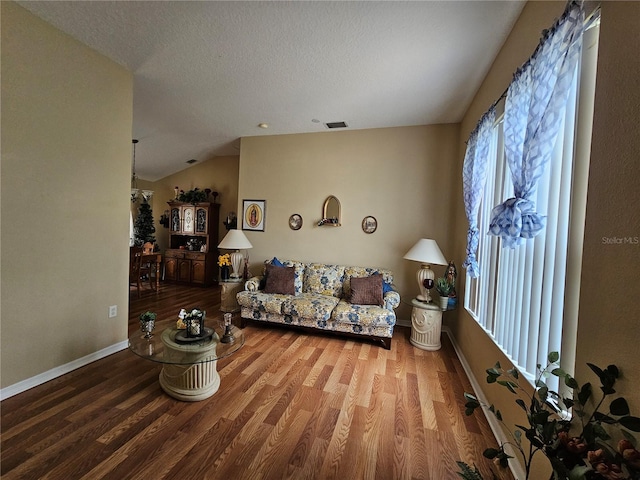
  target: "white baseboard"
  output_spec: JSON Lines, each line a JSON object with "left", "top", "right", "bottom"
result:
{"left": 0, "top": 340, "right": 128, "bottom": 401}
{"left": 396, "top": 318, "right": 411, "bottom": 328}
{"left": 442, "top": 326, "right": 524, "bottom": 480}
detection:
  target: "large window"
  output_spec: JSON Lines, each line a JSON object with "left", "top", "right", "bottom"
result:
{"left": 465, "top": 16, "right": 600, "bottom": 389}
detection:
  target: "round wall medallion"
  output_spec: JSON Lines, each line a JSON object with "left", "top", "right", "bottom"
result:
{"left": 362, "top": 216, "right": 377, "bottom": 234}
{"left": 288, "top": 214, "right": 303, "bottom": 230}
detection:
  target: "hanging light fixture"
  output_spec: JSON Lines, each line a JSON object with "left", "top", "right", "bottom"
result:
{"left": 131, "top": 139, "right": 153, "bottom": 203}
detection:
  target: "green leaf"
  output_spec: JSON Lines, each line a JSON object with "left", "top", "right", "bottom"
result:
{"left": 610, "top": 397, "right": 630, "bottom": 416}
{"left": 568, "top": 465, "right": 591, "bottom": 480}
{"left": 601, "top": 385, "right": 616, "bottom": 395}
{"left": 537, "top": 386, "right": 549, "bottom": 402}
{"left": 497, "top": 380, "right": 517, "bottom": 394}
{"left": 606, "top": 364, "right": 620, "bottom": 378}
{"left": 515, "top": 399, "right": 527, "bottom": 411}
{"left": 548, "top": 351, "right": 560, "bottom": 363}
{"left": 495, "top": 410, "right": 502, "bottom": 421}
{"left": 456, "top": 461, "right": 484, "bottom": 480}
{"left": 551, "top": 367, "right": 567, "bottom": 377}
{"left": 593, "top": 412, "right": 617, "bottom": 424}
{"left": 564, "top": 375, "right": 579, "bottom": 389}
{"left": 486, "top": 375, "right": 497, "bottom": 384}
{"left": 620, "top": 416, "right": 640, "bottom": 432}
{"left": 578, "top": 383, "right": 592, "bottom": 405}
{"left": 507, "top": 368, "right": 519, "bottom": 379}
{"left": 593, "top": 422, "right": 611, "bottom": 440}
{"left": 535, "top": 379, "right": 547, "bottom": 389}
{"left": 483, "top": 448, "right": 500, "bottom": 459}
{"left": 587, "top": 362, "right": 605, "bottom": 382}
{"left": 514, "top": 429, "right": 522, "bottom": 446}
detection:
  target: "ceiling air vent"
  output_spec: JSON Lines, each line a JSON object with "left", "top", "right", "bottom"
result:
{"left": 186, "top": 159, "right": 197, "bottom": 164}
{"left": 325, "top": 121, "right": 348, "bottom": 129}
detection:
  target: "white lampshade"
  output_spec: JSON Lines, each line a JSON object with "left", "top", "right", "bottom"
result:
{"left": 403, "top": 239, "right": 447, "bottom": 265}
{"left": 218, "top": 229, "right": 253, "bottom": 250}
{"left": 218, "top": 229, "right": 253, "bottom": 278}
{"left": 404, "top": 239, "right": 447, "bottom": 303}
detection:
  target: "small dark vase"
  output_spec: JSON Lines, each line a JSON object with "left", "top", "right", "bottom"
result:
{"left": 221, "top": 266, "right": 230, "bottom": 281}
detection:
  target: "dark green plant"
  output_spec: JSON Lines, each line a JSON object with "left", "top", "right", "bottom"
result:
{"left": 178, "top": 188, "right": 207, "bottom": 203}
{"left": 134, "top": 200, "right": 156, "bottom": 246}
{"left": 456, "top": 461, "right": 497, "bottom": 480}
{"left": 436, "top": 276, "right": 454, "bottom": 296}
{"left": 458, "top": 352, "right": 640, "bottom": 480}
{"left": 139, "top": 311, "right": 156, "bottom": 322}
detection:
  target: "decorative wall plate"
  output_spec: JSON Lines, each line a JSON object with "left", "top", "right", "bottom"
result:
{"left": 289, "top": 214, "right": 303, "bottom": 230}
{"left": 362, "top": 216, "right": 377, "bottom": 234}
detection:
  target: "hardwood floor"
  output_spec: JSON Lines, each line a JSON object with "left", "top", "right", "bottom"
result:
{"left": 1, "top": 283, "right": 512, "bottom": 480}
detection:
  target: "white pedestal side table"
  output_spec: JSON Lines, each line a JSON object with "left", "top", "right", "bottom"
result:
{"left": 410, "top": 298, "right": 443, "bottom": 351}
{"left": 128, "top": 322, "right": 244, "bottom": 402}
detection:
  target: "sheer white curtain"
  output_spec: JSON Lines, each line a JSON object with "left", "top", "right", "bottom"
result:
{"left": 488, "top": 1, "right": 585, "bottom": 248}
{"left": 462, "top": 107, "right": 496, "bottom": 278}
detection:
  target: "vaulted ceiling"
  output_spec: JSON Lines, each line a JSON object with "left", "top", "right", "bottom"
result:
{"left": 19, "top": 1, "right": 525, "bottom": 180}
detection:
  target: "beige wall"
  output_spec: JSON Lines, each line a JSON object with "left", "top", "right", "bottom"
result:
{"left": 238, "top": 125, "right": 460, "bottom": 321}
{"left": 1, "top": 3, "right": 133, "bottom": 388}
{"left": 450, "top": 2, "right": 640, "bottom": 478}
{"left": 143, "top": 155, "right": 240, "bottom": 251}
{"left": 576, "top": 0, "right": 640, "bottom": 412}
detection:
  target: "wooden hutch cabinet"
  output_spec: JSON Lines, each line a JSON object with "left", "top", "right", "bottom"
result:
{"left": 164, "top": 202, "right": 220, "bottom": 286}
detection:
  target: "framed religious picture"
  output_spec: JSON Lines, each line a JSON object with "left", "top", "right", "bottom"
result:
{"left": 362, "top": 216, "right": 377, "bottom": 234}
{"left": 288, "top": 214, "right": 303, "bottom": 230}
{"left": 242, "top": 200, "right": 266, "bottom": 231}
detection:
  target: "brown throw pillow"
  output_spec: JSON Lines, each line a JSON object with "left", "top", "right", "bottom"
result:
{"left": 349, "top": 274, "right": 383, "bottom": 306}
{"left": 264, "top": 264, "right": 295, "bottom": 295}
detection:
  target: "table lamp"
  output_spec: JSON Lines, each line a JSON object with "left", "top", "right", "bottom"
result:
{"left": 403, "top": 238, "right": 447, "bottom": 303}
{"left": 218, "top": 229, "right": 253, "bottom": 279}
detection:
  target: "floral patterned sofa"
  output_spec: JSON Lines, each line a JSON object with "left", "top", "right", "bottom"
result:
{"left": 236, "top": 259, "right": 400, "bottom": 349}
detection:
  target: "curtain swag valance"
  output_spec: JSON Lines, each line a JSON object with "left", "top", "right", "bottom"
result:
{"left": 462, "top": 0, "right": 585, "bottom": 275}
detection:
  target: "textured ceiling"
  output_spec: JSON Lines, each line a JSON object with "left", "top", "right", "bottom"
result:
{"left": 19, "top": 1, "right": 525, "bottom": 181}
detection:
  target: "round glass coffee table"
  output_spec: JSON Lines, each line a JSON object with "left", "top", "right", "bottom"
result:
{"left": 128, "top": 322, "right": 244, "bottom": 401}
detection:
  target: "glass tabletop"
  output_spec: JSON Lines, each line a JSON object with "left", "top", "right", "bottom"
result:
{"left": 128, "top": 321, "right": 244, "bottom": 365}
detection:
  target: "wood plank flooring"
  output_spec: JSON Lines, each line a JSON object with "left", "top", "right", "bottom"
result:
{"left": 1, "top": 283, "right": 513, "bottom": 480}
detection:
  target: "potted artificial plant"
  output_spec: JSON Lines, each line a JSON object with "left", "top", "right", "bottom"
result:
{"left": 435, "top": 277, "right": 454, "bottom": 310}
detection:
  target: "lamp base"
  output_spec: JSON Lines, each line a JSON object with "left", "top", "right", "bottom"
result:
{"left": 416, "top": 264, "right": 435, "bottom": 304}
{"left": 230, "top": 250, "right": 243, "bottom": 279}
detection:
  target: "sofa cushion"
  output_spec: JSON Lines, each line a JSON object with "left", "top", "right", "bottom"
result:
{"left": 331, "top": 299, "right": 396, "bottom": 327}
{"left": 237, "top": 291, "right": 288, "bottom": 315}
{"left": 343, "top": 266, "right": 394, "bottom": 297}
{"left": 264, "top": 264, "right": 295, "bottom": 295}
{"left": 282, "top": 293, "right": 340, "bottom": 321}
{"left": 280, "top": 260, "right": 305, "bottom": 294}
{"left": 303, "top": 263, "right": 346, "bottom": 297}
{"left": 349, "top": 274, "right": 383, "bottom": 306}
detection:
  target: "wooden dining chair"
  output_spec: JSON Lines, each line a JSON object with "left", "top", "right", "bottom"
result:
{"left": 130, "top": 246, "right": 144, "bottom": 298}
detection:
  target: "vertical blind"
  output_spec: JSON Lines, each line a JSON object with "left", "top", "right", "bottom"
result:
{"left": 464, "top": 21, "right": 598, "bottom": 389}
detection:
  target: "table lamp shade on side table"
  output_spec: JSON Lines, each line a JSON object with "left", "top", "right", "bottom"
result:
{"left": 218, "top": 229, "right": 253, "bottom": 279}
{"left": 403, "top": 238, "right": 447, "bottom": 304}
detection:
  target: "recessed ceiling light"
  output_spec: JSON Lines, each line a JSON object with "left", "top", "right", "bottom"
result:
{"left": 258, "top": 123, "right": 269, "bottom": 129}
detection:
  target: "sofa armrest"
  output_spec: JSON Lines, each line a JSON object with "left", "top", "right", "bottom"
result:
{"left": 244, "top": 275, "right": 263, "bottom": 292}
{"left": 383, "top": 289, "right": 400, "bottom": 310}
